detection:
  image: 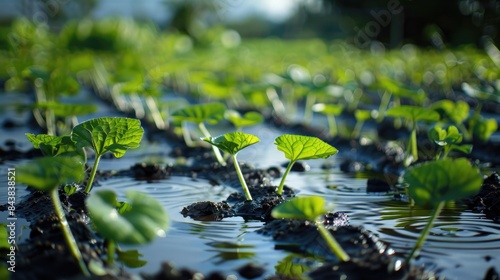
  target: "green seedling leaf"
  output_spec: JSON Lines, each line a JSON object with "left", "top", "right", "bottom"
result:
{"left": 203, "top": 132, "right": 260, "bottom": 155}
{"left": 203, "top": 132, "right": 260, "bottom": 200}
{"left": 275, "top": 134, "right": 338, "bottom": 161}
{"left": 63, "top": 184, "right": 79, "bottom": 196}
{"left": 354, "top": 109, "right": 371, "bottom": 121}
{"left": 377, "top": 76, "right": 426, "bottom": 103}
{"left": 26, "top": 133, "right": 86, "bottom": 162}
{"left": 36, "top": 102, "right": 97, "bottom": 117}
{"left": 385, "top": 105, "right": 440, "bottom": 123}
{"left": 472, "top": 117, "right": 498, "bottom": 142}
{"left": 72, "top": 117, "right": 144, "bottom": 158}
{"left": 117, "top": 249, "right": 147, "bottom": 268}
{"left": 86, "top": 190, "right": 169, "bottom": 245}
{"left": 171, "top": 102, "right": 226, "bottom": 125}
{"left": 312, "top": 103, "right": 343, "bottom": 115}
{"left": 428, "top": 125, "right": 462, "bottom": 146}
{"left": 16, "top": 157, "right": 84, "bottom": 192}
{"left": 0, "top": 224, "right": 9, "bottom": 249}
{"left": 271, "top": 196, "right": 329, "bottom": 221}
{"left": 224, "top": 110, "right": 264, "bottom": 129}
{"left": 403, "top": 158, "right": 483, "bottom": 207}
{"left": 430, "top": 100, "right": 469, "bottom": 125}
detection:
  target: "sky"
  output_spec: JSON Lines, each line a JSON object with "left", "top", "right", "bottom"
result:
{"left": 0, "top": 0, "right": 302, "bottom": 24}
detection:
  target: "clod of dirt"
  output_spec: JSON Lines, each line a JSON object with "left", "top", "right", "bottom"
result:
{"left": 467, "top": 172, "right": 500, "bottom": 222}
{"left": 181, "top": 201, "right": 234, "bottom": 221}
{"left": 141, "top": 262, "right": 228, "bottom": 280}
{"left": 366, "top": 178, "right": 391, "bottom": 193}
{"left": 130, "top": 162, "right": 171, "bottom": 181}
{"left": 237, "top": 263, "right": 266, "bottom": 279}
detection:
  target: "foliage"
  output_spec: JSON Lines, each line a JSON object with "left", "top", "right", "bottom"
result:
{"left": 203, "top": 132, "right": 260, "bottom": 200}
{"left": 274, "top": 134, "right": 338, "bottom": 195}
{"left": 72, "top": 117, "right": 144, "bottom": 193}
{"left": 272, "top": 196, "right": 350, "bottom": 262}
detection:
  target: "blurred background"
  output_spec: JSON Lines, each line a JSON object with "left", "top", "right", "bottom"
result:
{"left": 0, "top": 0, "right": 498, "bottom": 48}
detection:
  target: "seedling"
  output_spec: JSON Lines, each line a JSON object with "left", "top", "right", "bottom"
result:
{"left": 171, "top": 102, "right": 227, "bottom": 166}
{"left": 351, "top": 109, "right": 371, "bottom": 139}
{"left": 17, "top": 157, "right": 90, "bottom": 276}
{"left": 312, "top": 103, "right": 344, "bottom": 138}
{"left": 385, "top": 106, "right": 440, "bottom": 166}
{"left": 203, "top": 132, "right": 260, "bottom": 201}
{"left": 403, "top": 158, "right": 482, "bottom": 264}
{"left": 428, "top": 125, "right": 472, "bottom": 159}
{"left": 86, "top": 189, "right": 169, "bottom": 264}
{"left": 224, "top": 110, "right": 264, "bottom": 131}
{"left": 274, "top": 134, "right": 338, "bottom": 195}
{"left": 271, "top": 196, "right": 350, "bottom": 262}
{"left": 430, "top": 100, "right": 471, "bottom": 140}
{"left": 71, "top": 117, "right": 144, "bottom": 193}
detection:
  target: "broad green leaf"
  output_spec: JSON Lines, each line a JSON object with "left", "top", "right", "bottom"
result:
{"left": 71, "top": 117, "right": 144, "bottom": 158}
{"left": 26, "top": 133, "right": 86, "bottom": 161}
{"left": 428, "top": 125, "right": 462, "bottom": 146}
{"left": 200, "top": 82, "right": 230, "bottom": 99}
{"left": 202, "top": 132, "right": 260, "bottom": 155}
{"left": 36, "top": 102, "right": 97, "bottom": 117}
{"left": 224, "top": 110, "right": 264, "bottom": 128}
{"left": 274, "top": 134, "right": 338, "bottom": 161}
{"left": 16, "top": 157, "right": 84, "bottom": 192}
{"left": 386, "top": 105, "right": 440, "bottom": 122}
{"left": 312, "top": 103, "right": 343, "bottom": 115}
{"left": 377, "top": 76, "right": 426, "bottom": 102}
{"left": 171, "top": 103, "right": 226, "bottom": 125}
{"left": 86, "top": 190, "right": 169, "bottom": 245}
{"left": 0, "top": 224, "right": 9, "bottom": 249}
{"left": 271, "top": 196, "right": 330, "bottom": 221}
{"left": 403, "top": 158, "right": 483, "bottom": 207}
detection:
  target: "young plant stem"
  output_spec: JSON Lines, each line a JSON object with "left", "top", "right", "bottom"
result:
{"left": 377, "top": 91, "right": 392, "bottom": 123}
{"left": 198, "top": 122, "right": 226, "bottom": 166}
{"left": 316, "top": 222, "right": 351, "bottom": 262}
{"left": 351, "top": 120, "right": 364, "bottom": 139}
{"left": 181, "top": 122, "right": 196, "bottom": 147}
{"left": 304, "top": 94, "right": 316, "bottom": 124}
{"left": 405, "top": 201, "right": 445, "bottom": 264}
{"left": 405, "top": 123, "right": 418, "bottom": 166}
{"left": 84, "top": 154, "right": 102, "bottom": 194}
{"left": 50, "top": 189, "right": 91, "bottom": 277}
{"left": 107, "top": 240, "right": 116, "bottom": 264}
{"left": 277, "top": 160, "right": 296, "bottom": 195}
{"left": 326, "top": 115, "right": 338, "bottom": 138}
{"left": 231, "top": 155, "right": 252, "bottom": 200}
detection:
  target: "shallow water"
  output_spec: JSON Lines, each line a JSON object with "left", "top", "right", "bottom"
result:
{"left": 1, "top": 92, "right": 500, "bottom": 279}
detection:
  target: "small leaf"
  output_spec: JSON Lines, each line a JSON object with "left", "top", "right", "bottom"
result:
{"left": 16, "top": 157, "right": 84, "bottom": 192}
{"left": 473, "top": 117, "right": 498, "bottom": 142}
{"left": 354, "top": 109, "right": 371, "bottom": 121}
{"left": 271, "top": 196, "right": 330, "bottom": 221}
{"left": 171, "top": 103, "right": 226, "bottom": 125}
{"left": 274, "top": 134, "right": 338, "bottom": 162}
{"left": 202, "top": 132, "right": 260, "bottom": 155}
{"left": 386, "top": 105, "right": 440, "bottom": 122}
{"left": 117, "top": 249, "right": 147, "bottom": 268}
{"left": 86, "top": 190, "right": 169, "bottom": 245}
{"left": 430, "top": 100, "right": 469, "bottom": 124}
{"left": 71, "top": 117, "right": 144, "bottom": 158}
{"left": 312, "top": 103, "right": 343, "bottom": 115}
{"left": 26, "top": 133, "right": 86, "bottom": 161}
{"left": 403, "top": 158, "right": 483, "bottom": 207}
{"left": 428, "top": 125, "right": 462, "bottom": 146}
{"left": 36, "top": 102, "right": 97, "bottom": 117}
{"left": 0, "top": 224, "right": 10, "bottom": 249}
{"left": 224, "top": 110, "right": 264, "bottom": 128}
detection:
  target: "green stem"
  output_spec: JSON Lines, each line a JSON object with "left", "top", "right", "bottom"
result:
{"left": 84, "top": 154, "right": 102, "bottom": 194}
{"left": 405, "top": 201, "right": 445, "bottom": 264}
{"left": 304, "top": 94, "right": 316, "bottom": 124}
{"left": 232, "top": 155, "right": 252, "bottom": 201}
{"left": 107, "top": 240, "right": 116, "bottom": 264}
{"left": 198, "top": 122, "right": 226, "bottom": 166}
{"left": 351, "top": 120, "right": 364, "bottom": 139}
{"left": 316, "top": 222, "right": 350, "bottom": 262}
{"left": 277, "top": 160, "right": 295, "bottom": 195}
{"left": 377, "top": 91, "right": 392, "bottom": 123}
{"left": 50, "top": 189, "right": 91, "bottom": 277}
{"left": 327, "top": 114, "right": 338, "bottom": 138}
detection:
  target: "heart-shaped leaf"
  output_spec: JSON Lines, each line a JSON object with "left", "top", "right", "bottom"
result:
{"left": 386, "top": 105, "right": 440, "bottom": 123}
{"left": 274, "top": 134, "right": 338, "bottom": 161}
{"left": 403, "top": 158, "right": 483, "bottom": 207}
{"left": 428, "top": 125, "right": 463, "bottom": 146}
{"left": 224, "top": 110, "right": 264, "bottom": 128}
{"left": 271, "top": 196, "right": 330, "bottom": 221}
{"left": 202, "top": 132, "right": 260, "bottom": 155}
{"left": 86, "top": 190, "right": 169, "bottom": 245}
{"left": 71, "top": 117, "right": 144, "bottom": 158}
{"left": 16, "top": 157, "right": 84, "bottom": 192}
{"left": 171, "top": 102, "right": 226, "bottom": 125}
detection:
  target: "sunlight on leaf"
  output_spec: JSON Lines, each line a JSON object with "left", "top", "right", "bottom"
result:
{"left": 202, "top": 132, "right": 260, "bottom": 155}
{"left": 272, "top": 196, "right": 330, "bottom": 221}
{"left": 386, "top": 105, "right": 440, "bottom": 122}
{"left": 224, "top": 110, "right": 263, "bottom": 129}
{"left": 86, "top": 190, "right": 169, "bottom": 245}
{"left": 274, "top": 134, "right": 338, "bottom": 161}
